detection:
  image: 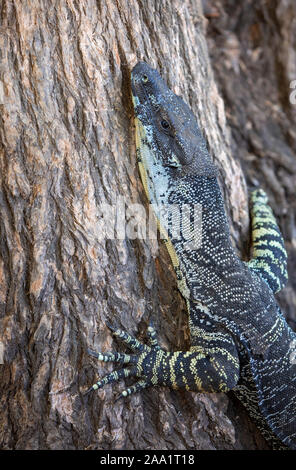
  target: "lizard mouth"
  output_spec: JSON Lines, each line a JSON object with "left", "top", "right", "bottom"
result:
{"left": 131, "top": 61, "right": 163, "bottom": 115}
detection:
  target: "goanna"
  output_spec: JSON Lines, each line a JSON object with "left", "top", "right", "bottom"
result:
{"left": 86, "top": 62, "right": 296, "bottom": 450}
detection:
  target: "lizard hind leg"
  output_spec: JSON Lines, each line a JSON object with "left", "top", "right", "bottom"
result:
{"left": 247, "top": 189, "right": 288, "bottom": 293}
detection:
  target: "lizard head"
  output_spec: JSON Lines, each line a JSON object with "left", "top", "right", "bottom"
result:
{"left": 131, "top": 61, "right": 217, "bottom": 207}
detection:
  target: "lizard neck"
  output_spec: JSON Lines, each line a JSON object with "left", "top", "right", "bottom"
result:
{"left": 157, "top": 173, "right": 246, "bottom": 305}
{"left": 166, "top": 175, "right": 239, "bottom": 269}
{"left": 160, "top": 174, "right": 247, "bottom": 307}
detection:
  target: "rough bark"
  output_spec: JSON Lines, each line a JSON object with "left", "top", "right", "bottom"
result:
{"left": 204, "top": 0, "right": 296, "bottom": 449}
{"left": 0, "top": 0, "right": 294, "bottom": 450}
{"left": 205, "top": 0, "right": 296, "bottom": 326}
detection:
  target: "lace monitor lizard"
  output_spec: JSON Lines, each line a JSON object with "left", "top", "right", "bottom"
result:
{"left": 86, "top": 62, "right": 296, "bottom": 450}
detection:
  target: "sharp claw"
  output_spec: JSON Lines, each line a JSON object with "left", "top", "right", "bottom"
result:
{"left": 87, "top": 348, "right": 100, "bottom": 358}
{"left": 114, "top": 389, "right": 131, "bottom": 402}
{"left": 83, "top": 386, "right": 95, "bottom": 396}
{"left": 105, "top": 321, "right": 117, "bottom": 332}
{"left": 87, "top": 349, "right": 107, "bottom": 362}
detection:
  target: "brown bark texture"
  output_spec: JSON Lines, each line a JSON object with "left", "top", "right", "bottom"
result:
{"left": 0, "top": 0, "right": 295, "bottom": 450}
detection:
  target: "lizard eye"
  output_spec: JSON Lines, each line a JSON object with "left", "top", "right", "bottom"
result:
{"left": 160, "top": 119, "right": 170, "bottom": 130}
{"left": 142, "top": 74, "right": 149, "bottom": 83}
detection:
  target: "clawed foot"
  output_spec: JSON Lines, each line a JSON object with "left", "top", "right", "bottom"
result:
{"left": 84, "top": 322, "right": 165, "bottom": 400}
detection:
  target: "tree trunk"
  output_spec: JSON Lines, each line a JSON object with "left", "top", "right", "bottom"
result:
{"left": 0, "top": 0, "right": 294, "bottom": 450}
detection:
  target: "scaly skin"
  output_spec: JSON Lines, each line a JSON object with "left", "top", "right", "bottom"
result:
{"left": 86, "top": 62, "right": 296, "bottom": 450}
